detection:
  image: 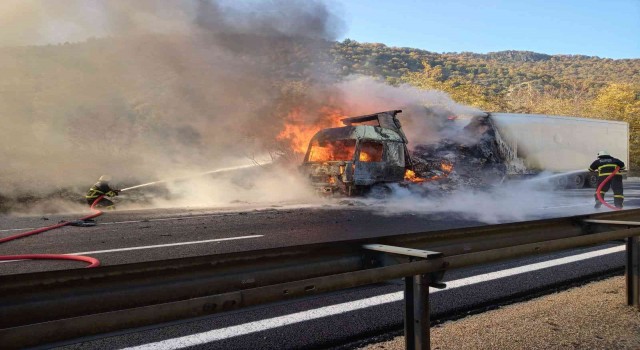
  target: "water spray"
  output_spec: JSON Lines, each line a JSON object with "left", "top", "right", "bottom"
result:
{"left": 120, "top": 162, "right": 272, "bottom": 192}
{"left": 533, "top": 169, "right": 586, "bottom": 181}
{"left": 522, "top": 169, "right": 589, "bottom": 188}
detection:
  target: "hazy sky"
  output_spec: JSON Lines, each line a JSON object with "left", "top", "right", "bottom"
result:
{"left": 336, "top": 0, "right": 640, "bottom": 59}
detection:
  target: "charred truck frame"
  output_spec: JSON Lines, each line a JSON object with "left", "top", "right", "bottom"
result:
{"left": 301, "top": 109, "right": 630, "bottom": 196}
{"left": 301, "top": 110, "right": 413, "bottom": 196}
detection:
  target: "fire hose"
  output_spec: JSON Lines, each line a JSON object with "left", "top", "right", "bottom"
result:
{"left": 595, "top": 166, "right": 622, "bottom": 211}
{"left": 0, "top": 163, "right": 270, "bottom": 269}
{"left": 0, "top": 195, "right": 106, "bottom": 268}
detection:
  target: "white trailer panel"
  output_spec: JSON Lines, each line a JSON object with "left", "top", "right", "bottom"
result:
{"left": 489, "top": 113, "right": 629, "bottom": 173}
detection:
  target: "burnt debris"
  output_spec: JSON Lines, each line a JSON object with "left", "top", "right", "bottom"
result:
{"left": 410, "top": 115, "right": 508, "bottom": 190}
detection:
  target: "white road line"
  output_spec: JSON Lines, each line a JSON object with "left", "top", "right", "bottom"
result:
{"left": 0, "top": 235, "right": 263, "bottom": 264}
{"left": 69, "top": 235, "right": 263, "bottom": 255}
{"left": 0, "top": 205, "right": 323, "bottom": 232}
{"left": 99, "top": 214, "right": 230, "bottom": 226}
{"left": 0, "top": 213, "right": 236, "bottom": 233}
{"left": 540, "top": 203, "right": 592, "bottom": 209}
{"left": 2, "top": 195, "right": 639, "bottom": 233}
{"left": 542, "top": 204, "right": 639, "bottom": 210}
{"left": 0, "top": 227, "right": 37, "bottom": 233}
{"left": 121, "top": 245, "right": 625, "bottom": 350}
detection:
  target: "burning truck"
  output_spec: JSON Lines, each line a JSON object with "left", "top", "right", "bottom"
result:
{"left": 299, "top": 110, "right": 629, "bottom": 196}
{"left": 300, "top": 110, "right": 411, "bottom": 196}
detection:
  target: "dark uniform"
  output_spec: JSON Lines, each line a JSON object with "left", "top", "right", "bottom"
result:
{"left": 85, "top": 179, "right": 119, "bottom": 209}
{"left": 588, "top": 154, "right": 625, "bottom": 208}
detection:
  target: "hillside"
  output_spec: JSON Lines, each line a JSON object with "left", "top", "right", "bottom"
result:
{"left": 331, "top": 40, "right": 640, "bottom": 172}
{"left": 332, "top": 39, "right": 640, "bottom": 94}
{"left": 0, "top": 36, "right": 638, "bottom": 179}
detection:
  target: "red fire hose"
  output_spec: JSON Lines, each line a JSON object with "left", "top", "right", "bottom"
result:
{"left": 595, "top": 166, "right": 622, "bottom": 211}
{"left": 0, "top": 195, "right": 106, "bottom": 268}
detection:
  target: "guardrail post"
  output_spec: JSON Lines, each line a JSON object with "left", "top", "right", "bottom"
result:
{"left": 363, "top": 245, "right": 441, "bottom": 350}
{"left": 627, "top": 236, "right": 640, "bottom": 309}
{"left": 404, "top": 276, "right": 416, "bottom": 350}
{"left": 404, "top": 274, "right": 430, "bottom": 350}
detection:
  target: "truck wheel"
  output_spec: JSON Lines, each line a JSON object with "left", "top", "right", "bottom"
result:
{"left": 568, "top": 174, "right": 585, "bottom": 189}
{"left": 368, "top": 184, "right": 392, "bottom": 199}
{"left": 586, "top": 173, "right": 598, "bottom": 188}
{"left": 554, "top": 176, "right": 568, "bottom": 189}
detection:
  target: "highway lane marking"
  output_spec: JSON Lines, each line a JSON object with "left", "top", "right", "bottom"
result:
{"left": 69, "top": 235, "right": 264, "bottom": 255}
{"left": 121, "top": 244, "right": 624, "bottom": 350}
{"left": 0, "top": 214, "right": 242, "bottom": 233}
{"left": 541, "top": 196, "right": 640, "bottom": 210}
{"left": 0, "top": 227, "right": 38, "bottom": 233}
{"left": 2, "top": 193, "right": 637, "bottom": 233}
{"left": 2, "top": 190, "right": 638, "bottom": 233}
{"left": 0, "top": 206, "right": 321, "bottom": 233}
{"left": 100, "top": 212, "right": 250, "bottom": 225}
{"left": 542, "top": 202, "right": 639, "bottom": 210}
{"left": 540, "top": 203, "right": 592, "bottom": 209}
{"left": 0, "top": 235, "right": 263, "bottom": 264}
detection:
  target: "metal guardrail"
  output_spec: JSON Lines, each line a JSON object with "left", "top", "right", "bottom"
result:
{"left": 1, "top": 209, "right": 640, "bottom": 349}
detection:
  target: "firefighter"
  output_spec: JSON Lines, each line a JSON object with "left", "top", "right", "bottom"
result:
{"left": 85, "top": 175, "right": 120, "bottom": 209}
{"left": 588, "top": 151, "right": 625, "bottom": 209}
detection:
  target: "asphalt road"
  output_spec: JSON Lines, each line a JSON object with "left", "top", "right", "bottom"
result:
{"left": 1, "top": 181, "right": 639, "bottom": 275}
{"left": 0, "top": 203, "right": 486, "bottom": 274}
{"left": 1, "top": 180, "right": 639, "bottom": 349}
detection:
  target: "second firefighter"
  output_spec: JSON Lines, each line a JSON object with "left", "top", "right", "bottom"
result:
{"left": 85, "top": 175, "right": 121, "bottom": 209}
{"left": 588, "top": 151, "right": 625, "bottom": 209}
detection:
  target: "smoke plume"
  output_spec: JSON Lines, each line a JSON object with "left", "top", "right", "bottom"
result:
{"left": 0, "top": 0, "right": 343, "bottom": 203}
{"left": 330, "top": 76, "right": 485, "bottom": 146}
{"left": 0, "top": 0, "right": 555, "bottom": 221}
{"left": 379, "top": 180, "right": 561, "bottom": 224}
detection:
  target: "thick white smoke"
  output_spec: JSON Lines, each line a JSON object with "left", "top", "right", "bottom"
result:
{"left": 0, "top": 1, "right": 573, "bottom": 222}
{"left": 0, "top": 0, "right": 344, "bottom": 209}
{"left": 381, "top": 181, "right": 558, "bottom": 224}
{"left": 331, "top": 76, "right": 486, "bottom": 146}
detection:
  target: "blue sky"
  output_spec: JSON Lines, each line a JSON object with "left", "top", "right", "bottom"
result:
{"left": 335, "top": 0, "right": 639, "bottom": 59}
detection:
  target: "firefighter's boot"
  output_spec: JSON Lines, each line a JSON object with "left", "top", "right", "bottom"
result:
{"left": 594, "top": 192, "right": 603, "bottom": 209}
{"left": 614, "top": 196, "right": 624, "bottom": 209}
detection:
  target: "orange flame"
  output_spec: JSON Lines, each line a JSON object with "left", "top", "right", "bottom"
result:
{"left": 359, "top": 142, "right": 384, "bottom": 162}
{"left": 277, "top": 106, "right": 346, "bottom": 154}
{"left": 405, "top": 161, "right": 454, "bottom": 183}
{"left": 359, "top": 152, "right": 372, "bottom": 162}
{"left": 404, "top": 169, "right": 425, "bottom": 183}
{"left": 430, "top": 161, "right": 454, "bottom": 180}
{"left": 307, "top": 139, "right": 356, "bottom": 162}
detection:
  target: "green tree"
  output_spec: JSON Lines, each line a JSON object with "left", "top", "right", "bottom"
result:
{"left": 591, "top": 83, "right": 640, "bottom": 172}
{"left": 402, "top": 62, "right": 504, "bottom": 110}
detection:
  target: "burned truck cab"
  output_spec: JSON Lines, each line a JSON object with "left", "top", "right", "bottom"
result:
{"left": 300, "top": 110, "right": 410, "bottom": 196}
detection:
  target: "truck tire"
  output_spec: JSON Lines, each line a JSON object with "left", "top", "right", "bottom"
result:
{"left": 568, "top": 174, "right": 585, "bottom": 189}
{"left": 586, "top": 173, "right": 599, "bottom": 188}
{"left": 368, "top": 184, "right": 392, "bottom": 199}
{"left": 554, "top": 176, "right": 568, "bottom": 189}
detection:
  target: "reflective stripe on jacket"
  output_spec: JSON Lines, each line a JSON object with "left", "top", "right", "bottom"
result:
{"left": 86, "top": 181, "right": 117, "bottom": 199}
{"left": 588, "top": 156, "right": 625, "bottom": 177}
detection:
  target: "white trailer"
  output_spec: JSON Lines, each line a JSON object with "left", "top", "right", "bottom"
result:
{"left": 488, "top": 113, "right": 630, "bottom": 188}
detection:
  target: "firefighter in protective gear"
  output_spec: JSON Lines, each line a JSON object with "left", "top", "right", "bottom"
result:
{"left": 85, "top": 175, "right": 120, "bottom": 209}
{"left": 588, "top": 151, "right": 625, "bottom": 209}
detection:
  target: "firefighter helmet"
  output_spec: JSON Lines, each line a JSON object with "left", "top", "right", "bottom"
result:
{"left": 99, "top": 175, "right": 112, "bottom": 182}
{"left": 597, "top": 150, "right": 610, "bottom": 157}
